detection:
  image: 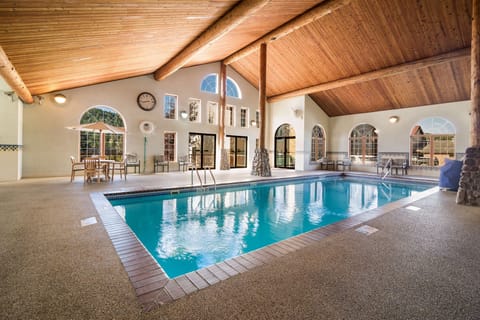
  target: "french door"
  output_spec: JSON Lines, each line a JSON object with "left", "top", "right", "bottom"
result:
{"left": 227, "top": 135, "right": 247, "bottom": 168}
{"left": 189, "top": 133, "right": 216, "bottom": 169}
{"left": 275, "top": 137, "right": 295, "bottom": 169}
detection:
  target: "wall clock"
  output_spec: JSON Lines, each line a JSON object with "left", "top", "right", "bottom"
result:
{"left": 137, "top": 92, "right": 156, "bottom": 111}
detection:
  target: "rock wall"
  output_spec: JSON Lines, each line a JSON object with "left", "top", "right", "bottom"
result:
{"left": 456, "top": 146, "right": 480, "bottom": 206}
{"left": 251, "top": 148, "right": 271, "bottom": 177}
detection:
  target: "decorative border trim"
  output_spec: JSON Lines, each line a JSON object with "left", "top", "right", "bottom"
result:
{"left": 0, "top": 144, "right": 23, "bottom": 152}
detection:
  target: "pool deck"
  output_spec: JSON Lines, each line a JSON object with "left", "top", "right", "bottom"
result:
{"left": 1, "top": 169, "right": 479, "bottom": 319}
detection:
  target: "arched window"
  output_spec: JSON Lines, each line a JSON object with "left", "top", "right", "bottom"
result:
{"left": 226, "top": 77, "right": 242, "bottom": 98}
{"left": 410, "top": 117, "right": 455, "bottom": 167}
{"left": 275, "top": 124, "right": 296, "bottom": 169}
{"left": 349, "top": 124, "right": 378, "bottom": 164}
{"left": 311, "top": 125, "right": 325, "bottom": 161}
{"left": 200, "top": 74, "right": 218, "bottom": 94}
{"left": 200, "top": 74, "right": 242, "bottom": 98}
{"left": 79, "top": 106, "right": 125, "bottom": 161}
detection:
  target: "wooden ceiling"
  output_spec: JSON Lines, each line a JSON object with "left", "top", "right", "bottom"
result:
{"left": 0, "top": 0, "right": 473, "bottom": 116}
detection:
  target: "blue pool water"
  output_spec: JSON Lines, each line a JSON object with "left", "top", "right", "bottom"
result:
{"left": 109, "top": 177, "right": 431, "bottom": 278}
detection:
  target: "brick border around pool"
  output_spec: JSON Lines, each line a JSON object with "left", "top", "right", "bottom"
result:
{"left": 91, "top": 186, "right": 438, "bottom": 311}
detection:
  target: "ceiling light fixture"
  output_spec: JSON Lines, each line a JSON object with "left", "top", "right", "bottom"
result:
{"left": 54, "top": 93, "right": 67, "bottom": 104}
{"left": 389, "top": 116, "right": 399, "bottom": 124}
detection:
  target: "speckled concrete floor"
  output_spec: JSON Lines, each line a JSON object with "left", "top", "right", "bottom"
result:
{"left": 1, "top": 170, "right": 479, "bottom": 319}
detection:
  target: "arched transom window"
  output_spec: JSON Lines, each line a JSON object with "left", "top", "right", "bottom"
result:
{"left": 311, "top": 125, "right": 326, "bottom": 161}
{"left": 200, "top": 73, "right": 242, "bottom": 98}
{"left": 349, "top": 124, "right": 378, "bottom": 164}
{"left": 410, "top": 117, "right": 455, "bottom": 167}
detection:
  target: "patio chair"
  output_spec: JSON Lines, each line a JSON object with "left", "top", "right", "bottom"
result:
{"left": 111, "top": 158, "right": 127, "bottom": 181}
{"left": 154, "top": 155, "right": 169, "bottom": 173}
{"left": 178, "top": 155, "right": 190, "bottom": 172}
{"left": 84, "top": 157, "right": 105, "bottom": 183}
{"left": 125, "top": 153, "right": 140, "bottom": 173}
{"left": 319, "top": 157, "right": 335, "bottom": 170}
{"left": 70, "top": 156, "right": 84, "bottom": 182}
{"left": 336, "top": 158, "right": 352, "bottom": 171}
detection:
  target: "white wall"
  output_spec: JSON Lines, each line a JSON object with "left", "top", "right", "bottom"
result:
{"left": 22, "top": 63, "right": 260, "bottom": 177}
{"left": 329, "top": 100, "right": 470, "bottom": 154}
{"left": 267, "top": 96, "right": 305, "bottom": 170}
{"left": 304, "top": 95, "right": 330, "bottom": 170}
{"left": 0, "top": 78, "right": 23, "bottom": 181}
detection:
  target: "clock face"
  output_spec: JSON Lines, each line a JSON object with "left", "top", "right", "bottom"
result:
{"left": 137, "top": 92, "right": 156, "bottom": 111}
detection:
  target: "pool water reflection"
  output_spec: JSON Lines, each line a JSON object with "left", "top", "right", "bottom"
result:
{"left": 110, "top": 177, "right": 430, "bottom": 278}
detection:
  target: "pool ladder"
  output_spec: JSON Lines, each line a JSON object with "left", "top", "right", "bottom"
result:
{"left": 381, "top": 158, "right": 392, "bottom": 180}
{"left": 190, "top": 165, "right": 216, "bottom": 190}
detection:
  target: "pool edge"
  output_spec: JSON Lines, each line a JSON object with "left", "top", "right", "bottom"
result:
{"left": 91, "top": 179, "right": 439, "bottom": 311}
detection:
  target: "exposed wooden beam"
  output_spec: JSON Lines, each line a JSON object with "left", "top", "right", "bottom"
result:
{"left": 223, "top": 0, "right": 351, "bottom": 65}
{"left": 259, "top": 43, "right": 267, "bottom": 149}
{"left": 154, "top": 0, "right": 269, "bottom": 81}
{"left": 471, "top": 0, "right": 480, "bottom": 147}
{"left": 268, "top": 47, "right": 471, "bottom": 103}
{"left": 219, "top": 62, "right": 226, "bottom": 151}
{"left": 0, "top": 45, "right": 33, "bottom": 104}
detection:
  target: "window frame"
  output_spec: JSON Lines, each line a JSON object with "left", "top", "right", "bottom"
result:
{"left": 163, "top": 94, "right": 178, "bottom": 120}
{"left": 409, "top": 117, "right": 456, "bottom": 167}
{"left": 164, "top": 131, "right": 176, "bottom": 162}
{"left": 310, "top": 125, "right": 326, "bottom": 162}
{"left": 349, "top": 124, "right": 378, "bottom": 165}
{"left": 188, "top": 98, "right": 201, "bottom": 123}
{"left": 207, "top": 101, "right": 218, "bottom": 125}
{"left": 240, "top": 107, "right": 248, "bottom": 128}
{"left": 226, "top": 104, "right": 236, "bottom": 127}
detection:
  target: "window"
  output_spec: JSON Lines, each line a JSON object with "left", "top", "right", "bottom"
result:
{"left": 226, "top": 78, "right": 242, "bottom": 98}
{"left": 240, "top": 107, "right": 248, "bottom": 128}
{"left": 226, "top": 105, "right": 235, "bottom": 127}
{"left": 410, "top": 117, "right": 455, "bottom": 167}
{"left": 188, "top": 98, "right": 201, "bottom": 122}
{"left": 349, "top": 124, "right": 378, "bottom": 164}
{"left": 207, "top": 101, "right": 218, "bottom": 125}
{"left": 164, "top": 94, "right": 177, "bottom": 119}
{"left": 200, "top": 74, "right": 218, "bottom": 94}
{"left": 311, "top": 125, "right": 325, "bottom": 161}
{"left": 164, "top": 132, "right": 176, "bottom": 161}
{"left": 79, "top": 106, "right": 125, "bottom": 161}
{"left": 255, "top": 110, "right": 260, "bottom": 128}
{"left": 200, "top": 74, "right": 242, "bottom": 98}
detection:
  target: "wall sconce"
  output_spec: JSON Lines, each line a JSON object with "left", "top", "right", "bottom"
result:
{"left": 250, "top": 120, "right": 257, "bottom": 127}
{"left": 389, "top": 116, "right": 399, "bottom": 124}
{"left": 36, "top": 96, "right": 45, "bottom": 105}
{"left": 180, "top": 110, "right": 188, "bottom": 119}
{"left": 3, "top": 91, "right": 17, "bottom": 102}
{"left": 53, "top": 93, "right": 67, "bottom": 104}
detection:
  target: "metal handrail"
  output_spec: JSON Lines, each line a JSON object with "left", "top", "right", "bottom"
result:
{"left": 382, "top": 158, "right": 392, "bottom": 180}
{"left": 190, "top": 163, "right": 203, "bottom": 187}
{"left": 208, "top": 167, "right": 216, "bottom": 190}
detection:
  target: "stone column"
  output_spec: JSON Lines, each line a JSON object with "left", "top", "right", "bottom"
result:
{"left": 457, "top": 0, "right": 480, "bottom": 206}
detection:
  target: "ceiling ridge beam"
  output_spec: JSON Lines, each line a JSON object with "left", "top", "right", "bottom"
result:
{"left": 267, "top": 47, "right": 471, "bottom": 103}
{"left": 154, "top": 0, "right": 270, "bottom": 81}
{"left": 0, "top": 45, "right": 33, "bottom": 104}
{"left": 223, "top": 0, "right": 351, "bottom": 65}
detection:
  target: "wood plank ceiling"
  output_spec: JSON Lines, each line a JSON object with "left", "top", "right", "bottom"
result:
{"left": 0, "top": 0, "right": 473, "bottom": 116}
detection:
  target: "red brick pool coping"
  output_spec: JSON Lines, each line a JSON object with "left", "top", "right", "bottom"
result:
{"left": 91, "top": 184, "right": 438, "bottom": 311}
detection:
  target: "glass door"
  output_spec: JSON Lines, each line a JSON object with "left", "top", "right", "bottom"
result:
{"left": 189, "top": 133, "right": 216, "bottom": 169}
{"left": 275, "top": 137, "right": 295, "bottom": 169}
{"left": 228, "top": 135, "right": 247, "bottom": 168}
